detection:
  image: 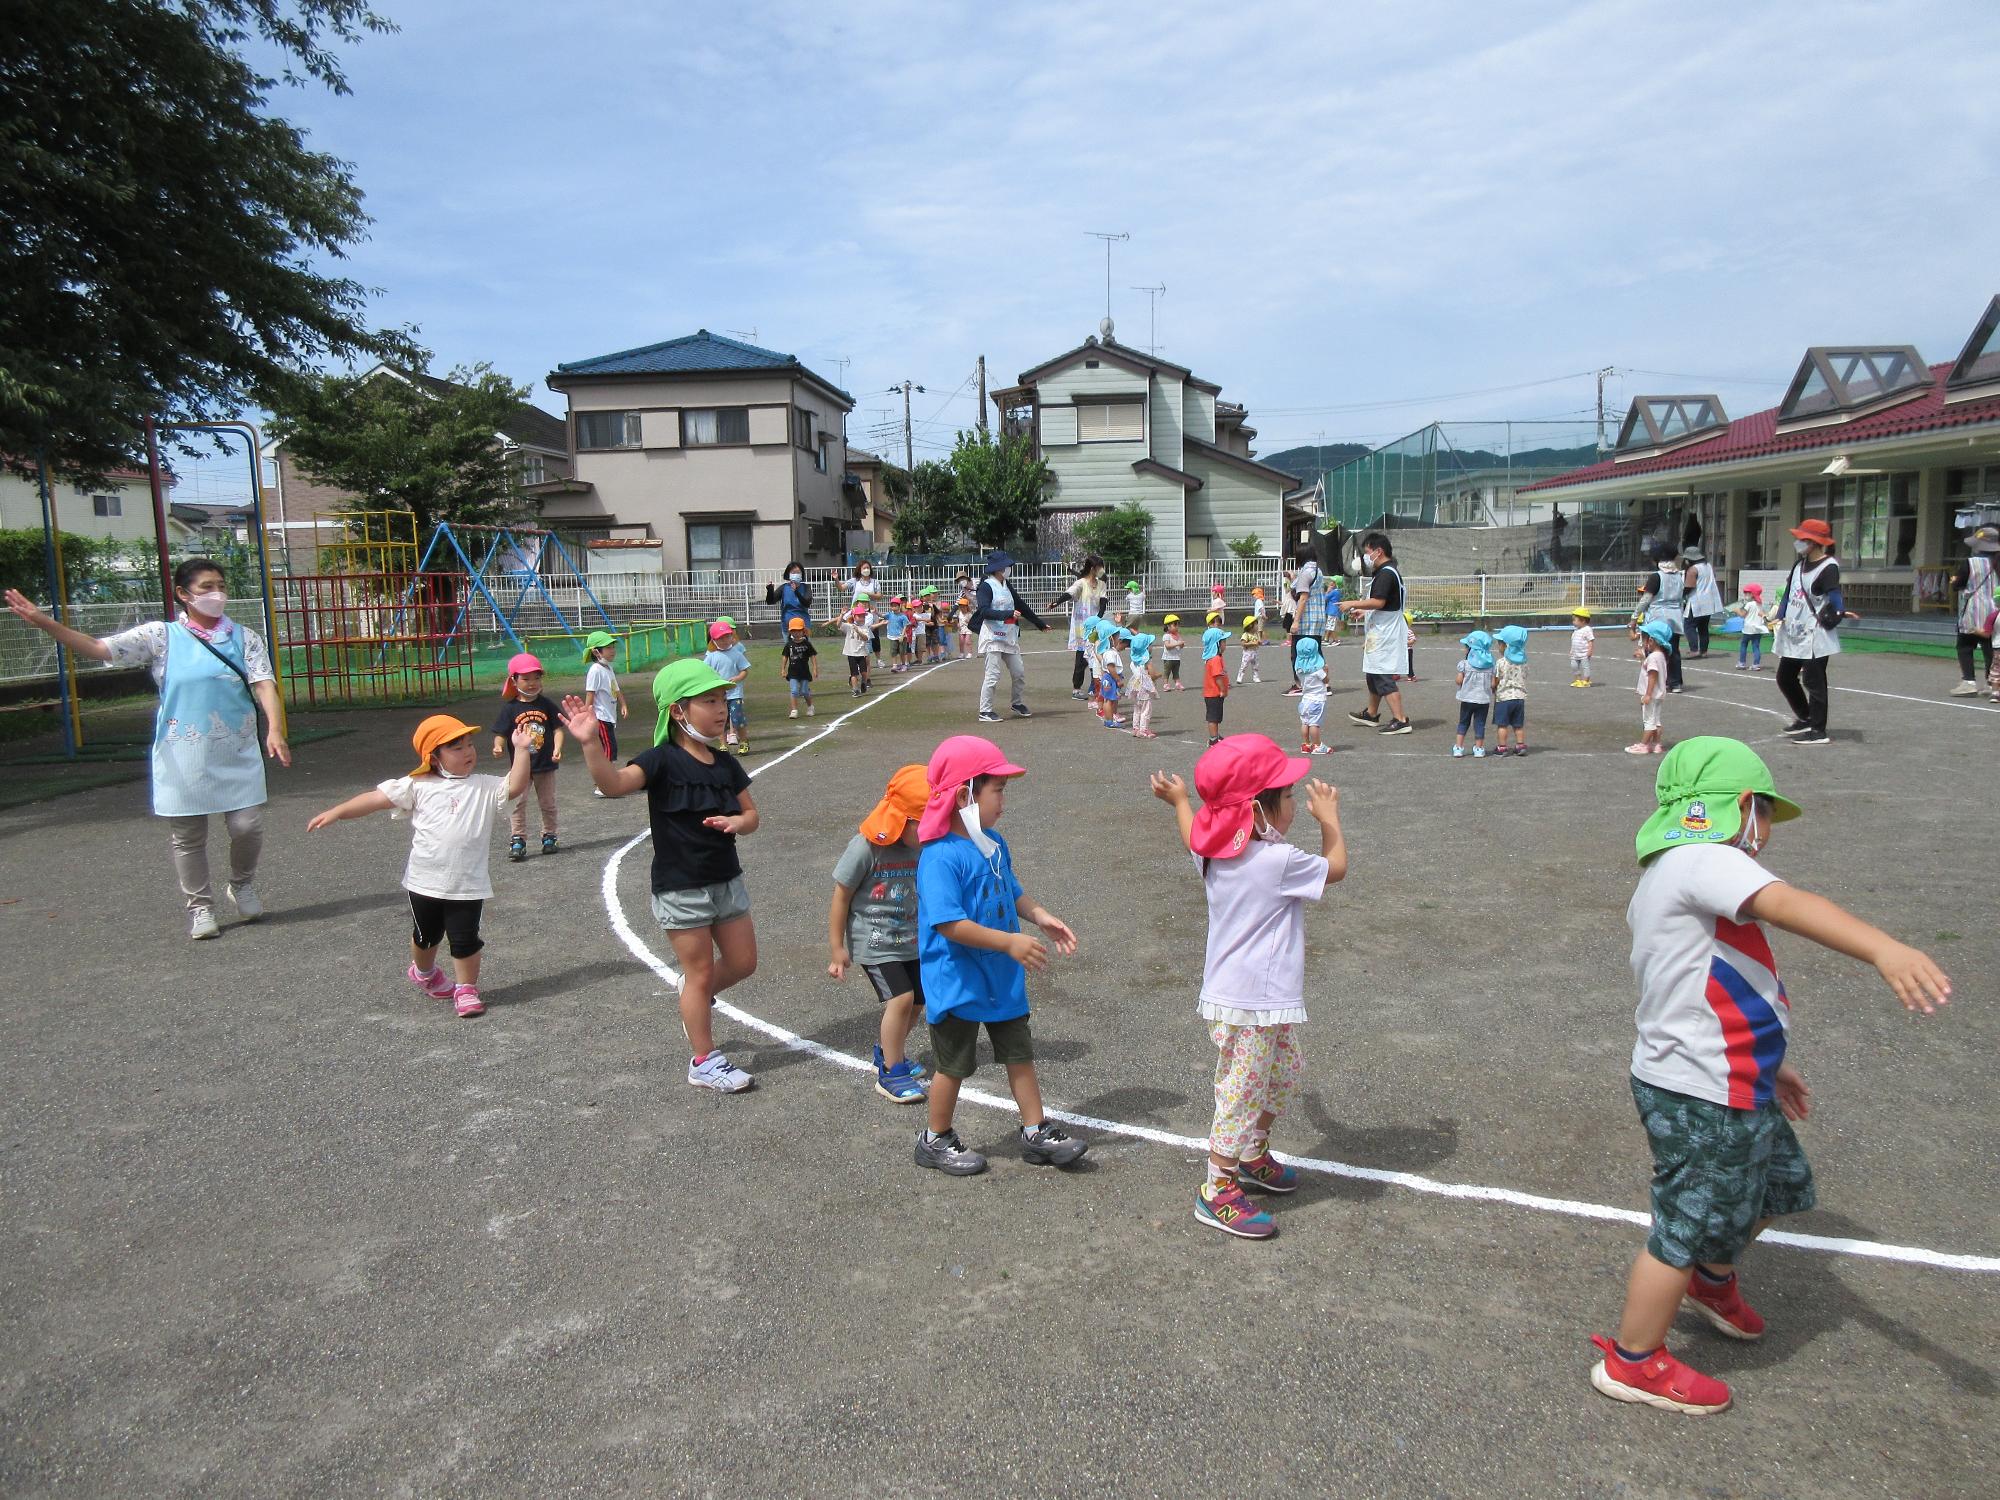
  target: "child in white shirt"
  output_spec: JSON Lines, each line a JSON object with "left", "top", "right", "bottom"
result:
{"left": 582, "top": 632, "right": 628, "bottom": 784}
{"left": 1160, "top": 616, "right": 1185, "bottom": 690}
{"left": 1570, "top": 608, "right": 1596, "bottom": 687}
{"left": 843, "top": 607, "right": 879, "bottom": 696}
{"left": 1629, "top": 621, "right": 1671, "bottom": 755}
{"left": 1128, "top": 630, "right": 1159, "bottom": 739}
{"left": 308, "top": 714, "right": 532, "bottom": 1017}
{"left": 1295, "top": 636, "right": 1330, "bottom": 755}
{"left": 1734, "top": 584, "right": 1771, "bottom": 671}
{"left": 1098, "top": 631, "right": 1127, "bottom": 728}
{"left": 1237, "top": 614, "right": 1264, "bottom": 684}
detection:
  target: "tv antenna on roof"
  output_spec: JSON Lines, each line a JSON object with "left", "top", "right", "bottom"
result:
{"left": 1085, "top": 231, "right": 1128, "bottom": 335}
{"left": 725, "top": 327, "right": 759, "bottom": 343}
{"left": 1130, "top": 283, "right": 1166, "bottom": 356}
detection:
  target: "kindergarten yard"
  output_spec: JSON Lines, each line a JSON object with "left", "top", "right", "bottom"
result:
{"left": 2, "top": 636, "right": 1995, "bottom": 1499}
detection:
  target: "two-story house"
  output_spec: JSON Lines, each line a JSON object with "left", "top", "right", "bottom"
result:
{"left": 539, "top": 331, "right": 855, "bottom": 575}
{"left": 990, "top": 331, "right": 1298, "bottom": 565}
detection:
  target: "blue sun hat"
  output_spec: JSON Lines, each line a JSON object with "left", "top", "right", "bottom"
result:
{"left": 1129, "top": 631, "right": 1155, "bottom": 665}
{"left": 1202, "top": 626, "right": 1230, "bottom": 660}
{"left": 1459, "top": 630, "right": 1494, "bottom": 670}
{"left": 1495, "top": 624, "right": 1529, "bottom": 664}
{"left": 1639, "top": 619, "right": 1676, "bottom": 647}
{"left": 1295, "top": 636, "right": 1324, "bottom": 674}
{"left": 1110, "top": 625, "right": 1133, "bottom": 642}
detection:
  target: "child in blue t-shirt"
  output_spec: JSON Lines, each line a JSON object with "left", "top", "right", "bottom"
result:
{"left": 885, "top": 601, "right": 911, "bottom": 673}
{"left": 703, "top": 621, "right": 752, "bottom": 750}
{"left": 912, "top": 735, "right": 1087, "bottom": 1177}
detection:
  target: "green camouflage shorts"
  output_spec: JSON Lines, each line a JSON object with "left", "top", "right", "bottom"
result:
{"left": 1631, "top": 1076, "right": 1816, "bottom": 1268}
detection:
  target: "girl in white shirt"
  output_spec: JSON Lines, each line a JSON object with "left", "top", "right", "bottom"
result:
{"left": 309, "top": 714, "right": 533, "bottom": 1017}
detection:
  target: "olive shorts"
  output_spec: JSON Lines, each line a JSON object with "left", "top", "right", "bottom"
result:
{"left": 928, "top": 1012, "right": 1034, "bottom": 1080}
{"left": 1632, "top": 1076, "right": 1816, "bottom": 1268}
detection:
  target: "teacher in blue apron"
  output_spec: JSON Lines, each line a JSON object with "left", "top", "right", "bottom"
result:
{"left": 5, "top": 557, "right": 291, "bottom": 940}
{"left": 1630, "top": 551, "right": 1687, "bottom": 692}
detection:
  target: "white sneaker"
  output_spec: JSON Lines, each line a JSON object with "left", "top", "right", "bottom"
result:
{"left": 189, "top": 907, "right": 220, "bottom": 940}
{"left": 788, "top": 707, "right": 798, "bottom": 718}
{"left": 688, "top": 1051, "right": 753, "bottom": 1093}
{"left": 1951, "top": 680, "right": 1981, "bottom": 696}
{"left": 592, "top": 787, "right": 606, "bottom": 798}
{"left": 227, "top": 884, "right": 263, "bottom": 921}
{"left": 806, "top": 703, "right": 815, "bottom": 716}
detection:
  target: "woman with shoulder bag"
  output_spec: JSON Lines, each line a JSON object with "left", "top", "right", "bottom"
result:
{"left": 1772, "top": 520, "right": 1845, "bottom": 746}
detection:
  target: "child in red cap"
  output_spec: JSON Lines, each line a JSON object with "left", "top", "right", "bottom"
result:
{"left": 911, "top": 735, "right": 1085, "bottom": 1176}
{"left": 491, "top": 652, "right": 564, "bottom": 860}
{"left": 1151, "top": 735, "right": 1346, "bottom": 1238}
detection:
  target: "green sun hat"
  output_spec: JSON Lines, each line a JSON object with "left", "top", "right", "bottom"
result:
{"left": 1635, "top": 736, "right": 1802, "bottom": 865}
{"left": 583, "top": 628, "right": 618, "bottom": 658}
{"left": 1125, "top": 579, "right": 1142, "bottom": 592}
{"left": 651, "top": 657, "right": 733, "bottom": 745}
{"left": 919, "top": 584, "right": 939, "bottom": 596}
{"left": 715, "top": 615, "right": 735, "bottom": 628}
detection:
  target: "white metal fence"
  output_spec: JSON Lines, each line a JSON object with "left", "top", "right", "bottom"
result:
{"left": 0, "top": 602, "right": 161, "bottom": 690}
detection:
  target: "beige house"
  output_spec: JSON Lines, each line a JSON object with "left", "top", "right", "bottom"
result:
{"left": 0, "top": 468, "right": 191, "bottom": 546}
{"left": 844, "top": 449, "right": 898, "bottom": 551}
{"left": 539, "top": 330, "right": 856, "bottom": 575}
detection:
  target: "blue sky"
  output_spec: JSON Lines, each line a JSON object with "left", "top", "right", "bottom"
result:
{"left": 181, "top": 0, "right": 2000, "bottom": 502}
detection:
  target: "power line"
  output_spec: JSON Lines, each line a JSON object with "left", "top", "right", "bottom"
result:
{"left": 1249, "top": 369, "right": 1603, "bottom": 417}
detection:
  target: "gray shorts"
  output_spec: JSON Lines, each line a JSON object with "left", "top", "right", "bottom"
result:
{"left": 650, "top": 875, "right": 751, "bottom": 931}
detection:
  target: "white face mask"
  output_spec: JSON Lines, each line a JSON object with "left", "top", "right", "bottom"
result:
{"left": 788, "top": 570, "right": 802, "bottom": 582}
{"left": 188, "top": 590, "right": 226, "bottom": 616}
{"left": 674, "top": 712, "right": 721, "bottom": 747}
{"left": 1795, "top": 539, "right": 1812, "bottom": 556}
{"left": 957, "top": 789, "right": 999, "bottom": 857}
{"left": 1733, "top": 795, "right": 1770, "bottom": 857}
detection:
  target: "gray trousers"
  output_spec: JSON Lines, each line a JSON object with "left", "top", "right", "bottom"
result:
{"left": 979, "top": 649, "right": 1027, "bottom": 715}
{"left": 167, "top": 806, "right": 264, "bottom": 912}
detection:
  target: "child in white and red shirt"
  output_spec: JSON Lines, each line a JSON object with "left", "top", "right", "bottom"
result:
{"left": 1590, "top": 737, "right": 1949, "bottom": 1417}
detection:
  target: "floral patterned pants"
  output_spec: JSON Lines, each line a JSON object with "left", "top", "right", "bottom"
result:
{"left": 1208, "top": 1021, "right": 1303, "bottom": 1159}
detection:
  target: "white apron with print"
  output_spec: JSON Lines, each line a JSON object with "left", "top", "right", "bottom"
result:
{"left": 1361, "top": 565, "right": 1405, "bottom": 675}
{"left": 1775, "top": 557, "right": 1842, "bottom": 660}
{"left": 152, "top": 622, "right": 266, "bottom": 817}
{"left": 978, "top": 577, "right": 1021, "bottom": 655}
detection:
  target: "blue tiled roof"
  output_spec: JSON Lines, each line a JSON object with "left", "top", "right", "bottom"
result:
{"left": 554, "top": 330, "right": 849, "bottom": 400}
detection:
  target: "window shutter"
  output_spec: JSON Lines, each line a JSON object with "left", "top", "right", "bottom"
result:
{"left": 1041, "top": 406, "right": 1078, "bottom": 445}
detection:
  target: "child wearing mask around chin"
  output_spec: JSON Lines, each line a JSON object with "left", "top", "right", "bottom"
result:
{"left": 1152, "top": 734, "right": 1347, "bottom": 1240}
{"left": 560, "top": 660, "right": 761, "bottom": 1094}
{"left": 308, "top": 714, "right": 534, "bottom": 1018}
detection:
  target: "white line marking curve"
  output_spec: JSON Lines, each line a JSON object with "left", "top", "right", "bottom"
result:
{"left": 600, "top": 658, "right": 2000, "bottom": 1274}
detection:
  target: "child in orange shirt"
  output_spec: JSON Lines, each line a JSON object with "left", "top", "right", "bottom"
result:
{"left": 1201, "top": 625, "right": 1231, "bottom": 745}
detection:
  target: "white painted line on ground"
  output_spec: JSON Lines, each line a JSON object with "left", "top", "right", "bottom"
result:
{"left": 600, "top": 650, "right": 2000, "bottom": 1275}
{"left": 1682, "top": 664, "right": 2000, "bottom": 714}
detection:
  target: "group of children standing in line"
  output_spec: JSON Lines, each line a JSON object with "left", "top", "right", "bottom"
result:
{"left": 838, "top": 590, "right": 974, "bottom": 697}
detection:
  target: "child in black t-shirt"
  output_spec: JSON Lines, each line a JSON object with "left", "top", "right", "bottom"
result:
{"left": 561, "top": 659, "right": 761, "bottom": 1093}
{"left": 491, "top": 651, "right": 564, "bottom": 860}
{"left": 781, "top": 619, "right": 819, "bottom": 719}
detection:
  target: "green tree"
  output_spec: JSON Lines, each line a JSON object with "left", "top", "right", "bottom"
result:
{"left": 890, "top": 458, "right": 960, "bottom": 553}
{"left": 945, "top": 428, "right": 1050, "bottom": 549}
{"left": 268, "top": 364, "right": 535, "bottom": 538}
{"left": 1226, "top": 534, "right": 1265, "bottom": 559}
{"left": 1, "top": 0, "right": 406, "bottom": 484}
{"left": 1071, "top": 502, "right": 1154, "bottom": 574}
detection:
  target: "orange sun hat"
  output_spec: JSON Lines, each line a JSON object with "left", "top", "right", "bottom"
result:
{"left": 859, "top": 763, "right": 932, "bottom": 845}
{"left": 409, "top": 714, "right": 480, "bottom": 776}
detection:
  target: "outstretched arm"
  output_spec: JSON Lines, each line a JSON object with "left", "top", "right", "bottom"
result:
{"left": 558, "top": 695, "right": 645, "bottom": 795}
{"left": 1742, "top": 882, "right": 1951, "bottom": 1014}
{"left": 1149, "top": 770, "right": 1197, "bottom": 851}
{"left": 307, "top": 789, "right": 393, "bottom": 831}
{"left": 2, "top": 589, "right": 114, "bottom": 660}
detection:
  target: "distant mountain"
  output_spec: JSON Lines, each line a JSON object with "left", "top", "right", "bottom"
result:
{"left": 1258, "top": 442, "right": 1372, "bottom": 478}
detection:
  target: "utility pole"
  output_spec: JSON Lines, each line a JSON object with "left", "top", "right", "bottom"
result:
{"left": 898, "top": 380, "right": 926, "bottom": 473}
{"left": 976, "top": 356, "right": 988, "bottom": 433}
{"left": 1085, "top": 231, "right": 1128, "bottom": 329}
{"left": 1595, "top": 366, "right": 1617, "bottom": 455}
{"left": 1131, "top": 283, "right": 1166, "bottom": 355}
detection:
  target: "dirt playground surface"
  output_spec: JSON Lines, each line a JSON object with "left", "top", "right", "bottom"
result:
{"left": 2, "top": 637, "right": 1995, "bottom": 1498}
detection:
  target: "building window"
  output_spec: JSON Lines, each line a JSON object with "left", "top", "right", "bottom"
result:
{"left": 793, "top": 409, "right": 816, "bottom": 450}
{"left": 1802, "top": 475, "right": 1917, "bottom": 568}
{"left": 813, "top": 438, "right": 828, "bottom": 474}
{"left": 1743, "top": 488, "right": 1780, "bottom": 569}
{"left": 1689, "top": 492, "right": 1728, "bottom": 570}
{"left": 91, "top": 493, "right": 122, "bottom": 518}
{"left": 519, "top": 453, "right": 546, "bottom": 486}
{"left": 684, "top": 407, "right": 751, "bottom": 446}
{"left": 576, "top": 411, "right": 642, "bottom": 449}
{"left": 687, "top": 520, "right": 754, "bottom": 579}
{"left": 1186, "top": 534, "right": 1211, "bottom": 561}
{"left": 1076, "top": 400, "right": 1144, "bottom": 442}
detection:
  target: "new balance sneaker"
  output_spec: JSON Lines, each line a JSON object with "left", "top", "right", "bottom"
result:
{"left": 452, "top": 984, "right": 485, "bottom": 1018}
{"left": 1588, "top": 1335, "right": 1730, "bottom": 1415}
{"left": 408, "top": 961, "right": 455, "bottom": 1000}
{"left": 688, "top": 1051, "right": 754, "bottom": 1092}
{"left": 188, "top": 907, "right": 220, "bottom": 941}
{"left": 978, "top": 710, "right": 1003, "bottom": 723}
{"left": 227, "top": 883, "right": 263, "bottom": 921}
{"left": 1018, "top": 1121, "right": 1087, "bottom": 1166}
{"left": 1235, "top": 1150, "right": 1299, "bottom": 1194}
{"left": 1379, "top": 719, "right": 1413, "bottom": 735}
{"left": 1194, "top": 1180, "right": 1276, "bottom": 1239}
{"left": 1347, "top": 707, "right": 1379, "bottom": 726}
{"left": 1682, "top": 1271, "right": 1766, "bottom": 1340}
{"left": 914, "top": 1127, "right": 988, "bottom": 1175}
{"left": 541, "top": 834, "right": 559, "bottom": 855}
{"left": 875, "top": 1059, "right": 928, "bottom": 1103}
{"left": 509, "top": 836, "right": 528, "bottom": 862}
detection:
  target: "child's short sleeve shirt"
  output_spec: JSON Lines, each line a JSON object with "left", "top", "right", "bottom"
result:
{"left": 1570, "top": 625, "right": 1595, "bottom": 655}
{"left": 1626, "top": 843, "right": 1786, "bottom": 1109}
{"left": 1640, "top": 650, "right": 1668, "bottom": 700}
{"left": 1299, "top": 666, "right": 1328, "bottom": 703}
{"left": 782, "top": 637, "right": 817, "bottom": 678}
{"left": 1203, "top": 655, "right": 1229, "bottom": 697}
{"left": 585, "top": 661, "right": 619, "bottom": 721}
{"left": 1161, "top": 631, "right": 1183, "bottom": 661}
{"left": 491, "top": 695, "right": 561, "bottom": 772}
{"left": 832, "top": 833, "right": 919, "bottom": 963}
{"left": 1197, "top": 836, "right": 1328, "bottom": 1020}
{"left": 378, "top": 772, "right": 516, "bottom": 901}
{"left": 916, "top": 832, "right": 1027, "bottom": 1024}
{"left": 1494, "top": 659, "right": 1527, "bottom": 701}
{"left": 1454, "top": 661, "right": 1495, "bottom": 704}
{"left": 629, "top": 742, "right": 751, "bottom": 894}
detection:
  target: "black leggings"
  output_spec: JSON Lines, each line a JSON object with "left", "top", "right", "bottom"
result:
{"left": 1687, "top": 616, "right": 1712, "bottom": 655}
{"left": 1776, "top": 655, "right": 1829, "bottom": 734}
{"left": 1073, "top": 649, "right": 1089, "bottom": 690}
{"left": 1956, "top": 632, "right": 1994, "bottom": 681}
{"left": 409, "top": 892, "right": 484, "bottom": 959}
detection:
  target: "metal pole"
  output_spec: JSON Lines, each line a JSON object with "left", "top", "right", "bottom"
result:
{"left": 903, "top": 382, "right": 914, "bottom": 474}
{"left": 977, "top": 356, "right": 987, "bottom": 434}
{"left": 142, "top": 417, "right": 174, "bottom": 620}
{"left": 33, "top": 446, "right": 78, "bottom": 759}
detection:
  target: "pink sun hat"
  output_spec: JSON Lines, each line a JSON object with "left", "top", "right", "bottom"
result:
{"left": 501, "top": 652, "right": 544, "bottom": 700}
{"left": 707, "top": 620, "right": 735, "bottom": 642}
{"left": 1189, "top": 733, "right": 1311, "bottom": 858}
{"left": 918, "top": 734, "right": 1025, "bottom": 843}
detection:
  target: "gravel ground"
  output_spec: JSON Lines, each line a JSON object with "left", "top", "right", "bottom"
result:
{"left": 2, "top": 637, "right": 1994, "bottom": 1499}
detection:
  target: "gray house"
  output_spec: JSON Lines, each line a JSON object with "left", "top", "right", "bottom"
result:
{"left": 990, "top": 331, "right": 1298, "bottom": 565}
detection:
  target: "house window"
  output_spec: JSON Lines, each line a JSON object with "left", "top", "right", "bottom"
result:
{"left": 1743, "top": 489, "right": 1780, "bottom": 569}
{"left": 576, "top": 411, "right": 642, "bottom": 449}
{"left": 519, "top": 454, "right": 546, "bottom": 486}
{"left": 793, "top": 409, "right": 816, "bottom": 450}
{"left": 1801, "top": 475, "right": 1917, "bottom": 567}
{"left": 813, "top": 438, "right": 828, "bottom": 474}
{"left": 687, "top": 520, "right": 755, "bottom": 579}
{"left": 1185, "top": 534, "right": 1212, "bottom": 561}
{"left": 91, "top": 494, "right": 122, "bottom": 518}
{"left": 1076, "top": 401, "right": 1144, "bottom": 442}
{"left": 683, "top": 407, "right": 751, "bottom": 445}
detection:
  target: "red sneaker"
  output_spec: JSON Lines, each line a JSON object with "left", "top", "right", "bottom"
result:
{"left": 1589, "top": 1335, "right": 1730, "bottom": 1415}
{"left": 1683, "top": 1272, "right": 1765, "bottom": 1340}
